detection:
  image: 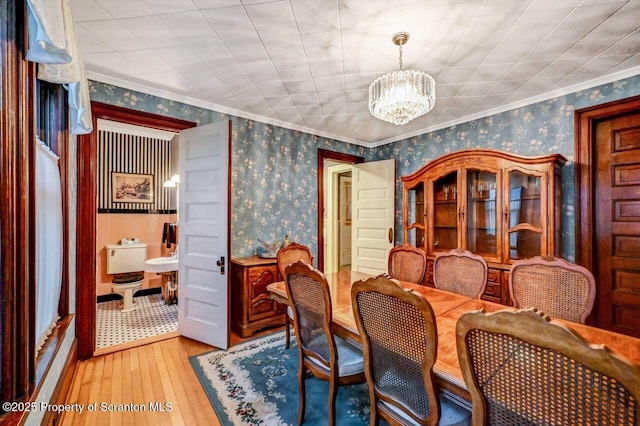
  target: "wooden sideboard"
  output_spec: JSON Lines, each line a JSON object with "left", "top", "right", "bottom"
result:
{"left": 230, "top": 256, "right": 286, "bottom": 337}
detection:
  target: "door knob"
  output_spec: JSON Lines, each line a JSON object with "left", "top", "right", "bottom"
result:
{"left": 216, "top": 256, "right": 225, "bottom": 275}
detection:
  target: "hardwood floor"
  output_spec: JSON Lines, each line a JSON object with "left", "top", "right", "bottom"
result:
{"left": 60, "top": 328, "right": 283, "bottom": 425}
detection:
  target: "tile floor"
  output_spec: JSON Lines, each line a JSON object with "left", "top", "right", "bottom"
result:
{"left": 96, "top": 293, "right": 178, "bottom": 349}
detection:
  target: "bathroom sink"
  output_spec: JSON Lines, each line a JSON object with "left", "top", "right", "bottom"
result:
{"left": 145, "top": 256, "right": 179, "bottom": 273}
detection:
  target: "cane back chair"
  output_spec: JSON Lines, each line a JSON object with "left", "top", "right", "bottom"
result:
{"left": 509, "top": 255, "right": 596, "bottom": 323}
{"left": 388, "top": 244, "right": 427, "bottom": 284}
{"left": 352, "top": 274, "right": 471, "bottom": 426}
{"left": 284, "top": 260, "right": 365, "bottom": 426}
{"left": 277, "top": 242, "right": 313, "bottom": 348}
{"left": 433, "top": 248, "right": 488, "bottom": 298}
{"left": 456, "top": 308, "right": 640, "bottom": 426}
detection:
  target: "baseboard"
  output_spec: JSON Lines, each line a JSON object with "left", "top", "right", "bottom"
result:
{"left": 40, "top": 338, "right": 78, "bottom": 425}
{"left": 97, "top": 286, "right": 161, "bottom": 303}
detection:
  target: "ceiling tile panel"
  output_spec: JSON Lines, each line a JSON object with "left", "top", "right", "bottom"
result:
{"left": 94, "top": 0, "right": 153, "bottom": 19}
{"left": 483, "top": 8, "right": 574, "bottom": 64}
{"left": 159, "top": 11, "right": 221, "bottom": 45}
{"left": 245, "top": 1, "right": 299, "bottom": 38}
{"left": 120, "top": 50, "right": 173, "bottom": 74}
{"left": 240, "top": 60, "right": 281, "bottom": 82}
{"left": 119, "top": 16, "right": 184, "bottom": 49}
{"left": 76, "top": 24, "right": 113, "bottom": 54}
{"left": 261, "top": 35, "right": 306, "bottom": 61}
{"left": 223, "top": 35, "right": 271, "bottom": 63}
{"left": 447, "top": 14, "right": 519, "bottom": 67}
{"left": 81, "top": 19, "right": 148, "bottom": 51}
{"left": 140, "top": 0, "right": 198, "bottom": 14}
{"left": 200, "top": 6, "right": 255, "bottom": 42}
{"left": 290, "top": 0, "right": 338, "bottom": 34}
{"left": 71, "top": 0, "right": 113, "bottom": 21}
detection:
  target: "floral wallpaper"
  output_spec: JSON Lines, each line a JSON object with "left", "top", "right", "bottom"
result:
{"left": 89, "top": 75, "right": 640, "bottom": 262}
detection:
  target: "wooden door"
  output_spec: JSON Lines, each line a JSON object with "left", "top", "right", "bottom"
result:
{"left": 594, "top": 112, "right": 640, "bottom": 337}
{"left": 351, "top": 159, "right": 395, "bottom": 275}
{"left": 178, "top": 121, "right": 231, "bottom": 349}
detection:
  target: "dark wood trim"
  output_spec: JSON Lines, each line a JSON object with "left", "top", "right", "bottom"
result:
{"left": 76, "top": 125, "right": 98, "bottom": 360}
{"left": 90, "top": 101, "right": 197, "bottom": 132}
{"left": 58, "top": 104, "right": 70, "bottom": 318}
{"left": 574, "top": 94, "right": 640, "bottom": 272}
{"left": 0, "top": 0, "right": 36, "bottom": 407}
{"left": 76, "top": 102, "right": 196, "bottom": 360}
{"left": 316, "top": 149, "right": 364, "bottom": 271}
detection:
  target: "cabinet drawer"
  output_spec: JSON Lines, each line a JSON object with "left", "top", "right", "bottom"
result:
{"left": 248, "top": 266, "right": 279, "bottom": 321}
{"left": 481, "top": 268, "right": 502, "bottom": 302}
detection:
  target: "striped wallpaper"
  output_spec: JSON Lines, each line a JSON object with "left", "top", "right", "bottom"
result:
{"left": 98, "top": 130, "right": 175, "bottom": 212}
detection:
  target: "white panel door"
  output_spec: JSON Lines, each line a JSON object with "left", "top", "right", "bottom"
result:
{"left": 178, "top": 121, "right": 230, "bottom": 349}
{"left": 351, "top": 159, "right": 395, "bottom": 275}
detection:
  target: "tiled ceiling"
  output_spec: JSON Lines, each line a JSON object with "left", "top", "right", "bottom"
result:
{"left": 70, "top": 0, "right": 640, "bottom": 147}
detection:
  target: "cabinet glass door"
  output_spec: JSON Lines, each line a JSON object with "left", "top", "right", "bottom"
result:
{"left": 406, "top": 182, "right": 425, "bottom": 248}
{"left": 506, "top": 170, "right": 543, "bottom": 260}
{"left": 432, "top": 172, "right": 458, "bottom": 253}
{"left": 466, "top": 170, "right": 498, "bottom": 258}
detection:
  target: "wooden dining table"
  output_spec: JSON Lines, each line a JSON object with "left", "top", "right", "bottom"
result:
{"left": 267, "top": 269, "right": 640, "bottom": 404}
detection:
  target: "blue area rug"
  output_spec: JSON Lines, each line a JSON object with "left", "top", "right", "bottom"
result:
{"left": 190, "top": 331, "right": 375, "bottom": 426}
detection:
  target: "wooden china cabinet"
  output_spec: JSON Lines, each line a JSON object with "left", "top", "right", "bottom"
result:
{"left": 230, "top": 256, "right": 287, "bottom": 337}
{"left": 402, "top": 149, "right": 567, "bottom": 304}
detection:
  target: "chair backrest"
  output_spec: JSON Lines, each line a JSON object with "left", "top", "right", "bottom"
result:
{"left": 277, "top": 242, "right": 312, "bottom": 278}
{"left": 388, "top": 244, "right": 427, "bottom": 284}
{"left": 509, "top": 255, "right": 596, "bottom": 323}
{"left": 433, "top": 248, "right": 488, "bottom": 298}
{"left": 351, "top": 274, "right": 440, "bottom": 424}
{"left": 284, "top": 260, "right": 336, "bottom": 368}
{"left": 456, "top": 308, "right": 640, "bottom": 426}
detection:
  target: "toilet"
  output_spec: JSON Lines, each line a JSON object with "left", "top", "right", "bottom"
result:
{"left": 105, "top": 243, "right": 148, "bottom": 312}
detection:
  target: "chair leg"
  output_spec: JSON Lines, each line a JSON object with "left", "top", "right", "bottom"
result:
{"left": 328, "top": 376, "right": 338, "bottom": 426}
{"left": 285, "top": 317, "right": 291, "bottom": 349}
{"left": 297, "top": 363, "right": 306, "bottom": 425}
{"left": 370, "top": 396, "right": 379, "bottom": 426}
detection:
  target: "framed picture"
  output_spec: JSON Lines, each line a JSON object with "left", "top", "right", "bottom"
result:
{"left": 112, "top": 172, "right": 154, "bottom": 204}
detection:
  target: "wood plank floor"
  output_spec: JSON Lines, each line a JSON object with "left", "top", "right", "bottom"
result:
{"left": 60, "top": 329, "right": 280, "bottom": 425}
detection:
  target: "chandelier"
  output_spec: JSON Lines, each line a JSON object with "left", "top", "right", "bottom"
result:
{"left": 368, "top": 32, "right": 436, "bottom": 125}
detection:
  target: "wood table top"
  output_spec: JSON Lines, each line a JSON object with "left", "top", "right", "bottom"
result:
{"left": 267, "top": 269, "right": 640, "bottom": 401}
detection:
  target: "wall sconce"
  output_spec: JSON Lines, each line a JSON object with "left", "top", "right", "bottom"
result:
{"left": 163, "top": 174, "right": 180, "bottom": 188}
{"left": 163, "top": 174, "right": 180, "bottom": 223}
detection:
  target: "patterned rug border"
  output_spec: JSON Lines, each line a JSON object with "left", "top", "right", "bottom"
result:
{"left": 190, "top": 331, "right": 292, "bottom": 426}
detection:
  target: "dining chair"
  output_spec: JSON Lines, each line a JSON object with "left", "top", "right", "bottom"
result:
{"left": 509, "top": 255, "right": 596, "bottom": 323}
{"left": 277, "top": 242, "right": 313, "bottom": 348}
{"left": 284, "top": 260, "right": 366, "bottom": 426}
{"left": 433, "top": 248, "right": 488, "bottom": 298}
{"left": 388, "top": 244, "right": 427, "bottom": 284}
{"left": 351, "top": 274, "right": 471, "bottom": 426}
{"left": 456, "top": 308, "right": 640, "bottom": 426}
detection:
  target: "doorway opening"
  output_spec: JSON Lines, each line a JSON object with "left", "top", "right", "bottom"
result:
{"left": 94, "top": 119, "right": 180, "bottom": 353}
{"left": 76, "top": 102, "right": 196, "bottom": 359}
{"left": 317, "top": 149, "right": 364, "bottom": 272}
{"left": 325, "top": 163, "right": 353, "bottom": 273}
